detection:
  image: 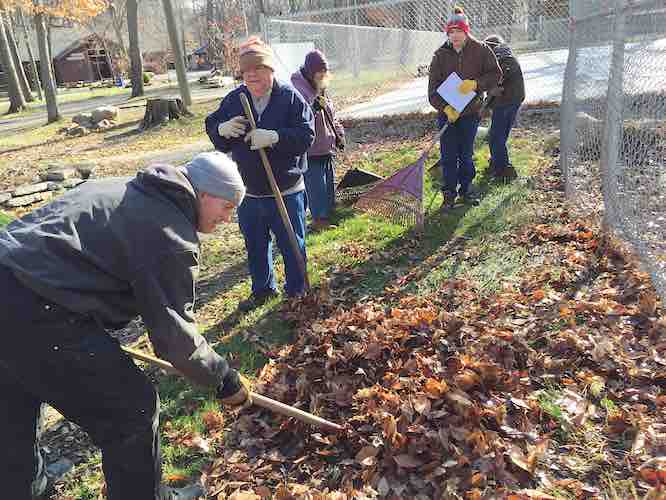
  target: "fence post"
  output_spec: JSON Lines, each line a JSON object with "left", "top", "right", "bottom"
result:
{"left": 260, "top": 13, "right": 269, "bottom": 43}
{"left": 599, "top": 0, "right": 627, "bottom": 231}
{"left": 560, "top": 16, "right": 578, "bottom": 200}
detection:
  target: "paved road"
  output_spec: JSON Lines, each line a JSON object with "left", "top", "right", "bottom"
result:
{"left": 339, "top": 38, "right": 666, "bottom": 119}
{"left": 0, "top": 71, "right": 231, "bottom": 138}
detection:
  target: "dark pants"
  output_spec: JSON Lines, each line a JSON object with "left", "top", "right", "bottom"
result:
{"left": 237, "top": 190, "right": 308, "bottom": 297}
{"left": 488, "top": 103, "right": 521, "bottom": 173}
{"left": 438, "top": 113, "right": 481, "bottom": 196}
{"left": 303, "top": 155, "right": 335, "bottom": 220}
{"left": 0, "top": 265, "right": 163, "bottom": 500}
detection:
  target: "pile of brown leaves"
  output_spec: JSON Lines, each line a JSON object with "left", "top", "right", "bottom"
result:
{"left": 195, "top": 166, "right": 665, "bottom": 500}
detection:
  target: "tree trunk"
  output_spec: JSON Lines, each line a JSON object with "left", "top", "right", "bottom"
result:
{"left": 127, "top": 0, "right": 144, "bottom": 97}
{"left": 110, "top": 3, "right": 128, "bottom": 60}
{"left": 162, "top": 0, "right": 191, "bottom": 106}
{"left": 2, "top": 10, "right": 33, "bottom": 102}
{"left": 35, "top": 12, "right": 60, "bottom": 123}
{"left": 141, "top": 97, "right": 189, "bottom": 128}
{"left": 46, "top": 15, "right": 52, "bottom": 61}
{"left": 0, "top": 6, "right": 27, "bottom": 113}
{"left": 18, "top": 8, "right": 43, "bottom": 100}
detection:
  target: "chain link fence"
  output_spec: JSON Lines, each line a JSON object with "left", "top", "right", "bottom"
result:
{"left": 263, "top": 0, "right": 571, "bottom": 96}
{"left": 560, "top": 0, "right": 666, "bottom": 302}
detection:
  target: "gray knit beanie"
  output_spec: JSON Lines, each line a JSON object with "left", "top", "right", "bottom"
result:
{"left": 181, "top": 152, "right": 245, "bottom": 206}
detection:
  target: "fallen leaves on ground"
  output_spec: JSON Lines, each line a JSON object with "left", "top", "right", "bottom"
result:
{"left": 198, "top": 164, "right": 665, "bottom": 499}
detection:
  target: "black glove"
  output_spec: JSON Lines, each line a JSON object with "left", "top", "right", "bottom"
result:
{"left": 217, "top": 369, "right": 251, "bottom": 407}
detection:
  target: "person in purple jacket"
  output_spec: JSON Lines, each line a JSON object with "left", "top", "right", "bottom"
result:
{"left": 291, "top": 50, "right": 346, "bottom": 231}
{"left": 205, "top": 37, "right": 315, "bottom": 311}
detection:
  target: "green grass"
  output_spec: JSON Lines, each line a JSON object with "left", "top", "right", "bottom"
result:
{"left": 330, "top": 67, "right": 413, "bottom": 100}
{"left": 0, "top": 210, "right": 11, "bottom": 226}
{"left": 0, "top": 86, "right": 131, "bottom": 117}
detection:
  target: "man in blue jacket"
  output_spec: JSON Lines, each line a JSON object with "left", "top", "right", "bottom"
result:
{"left": 0, "top": 152, "right": 250, "bottom": 500}
{"left": 205, "top": 37, "right": 315, "bottom": 311}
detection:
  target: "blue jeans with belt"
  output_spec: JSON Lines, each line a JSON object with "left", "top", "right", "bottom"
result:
{"left": 237, "top": 190, "right": 308, "bottom": 297}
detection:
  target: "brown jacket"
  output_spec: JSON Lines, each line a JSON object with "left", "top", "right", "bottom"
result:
{"left": 428, "top": 36, "right": 502, "bottom": 117}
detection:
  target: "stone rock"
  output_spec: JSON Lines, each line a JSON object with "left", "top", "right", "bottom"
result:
{"left": 72, "top": 113, "right": 93, "bottom": 128}
{"left": 66, "top": 125, "right": 88, "bottom": 137}
{"left": 91, "top": 105, "right": 119, "bottom": 124}
{"left": 5, "top": 191, "right": 52, "bottom": 207}
{"left": 75, "top": 162, "right": 97, "bottom": 179}
{"left": 47, "top": 182, "right": 62, "bottom": 191}
{"left": 45, "top": 167, "right": 78, "bottom": 181}
{"left": 13, "top": 182, "right": 50, "bottom": 197}
{"left": 0, "top": 192, "right": 12, "bottom": 205}
{"left": 62, "top": 178, "right": 86, "bottom": 189}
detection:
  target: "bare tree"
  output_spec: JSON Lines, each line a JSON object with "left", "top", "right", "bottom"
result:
{"left": 17, "top": 8, "right": 43, "bottom": 100}
{"left": 35, "top": 10, "right": 60, "bottom": 122}
{"left": 127, "top": 0, "right": 143, "bottom": 96}
{"left": 108, "top": 0, "right": 129, "bottom": 58}
{"left": 162, "top": 0, "right": 191, "bottom": 106}
{"left": 2, "top": 9, "right": 34, "bottom": 102}
{"left": 0, "top": 2, "right": 27, "bottom": 113}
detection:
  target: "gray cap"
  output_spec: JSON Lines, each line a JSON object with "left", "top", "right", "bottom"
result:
{"left": 181, "top": 152, "right": 245, "bottom": 206}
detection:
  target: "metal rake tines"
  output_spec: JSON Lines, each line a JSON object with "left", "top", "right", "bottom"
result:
{"left": 354, "top": 191, "right": 421, "bottom": 226}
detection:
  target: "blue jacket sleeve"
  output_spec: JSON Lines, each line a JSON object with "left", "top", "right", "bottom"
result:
{"left": 273, "top": 91, "right": 315, "bottom": 156}
{"left": 205, "top": 96, "right": 244, "bottom": 153}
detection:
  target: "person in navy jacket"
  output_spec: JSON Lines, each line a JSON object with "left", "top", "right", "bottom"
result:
{"left": 206, "top": 37, "right": 315, "bottom": 311}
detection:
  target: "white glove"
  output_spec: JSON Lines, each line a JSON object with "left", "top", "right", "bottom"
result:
{"left": 218, "top": 116, "right": 248, "bottom": 139}
{"left": 244, "top": 129, "right": 279, "bottom": 150}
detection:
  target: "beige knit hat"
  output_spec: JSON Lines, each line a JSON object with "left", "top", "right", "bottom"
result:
{"left": 239, "top": 36, "right": 275, "bottom": 73}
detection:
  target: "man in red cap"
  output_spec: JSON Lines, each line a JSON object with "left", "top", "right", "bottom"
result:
{"left": 428, "top": 6, "right": 501, "bottom": 210}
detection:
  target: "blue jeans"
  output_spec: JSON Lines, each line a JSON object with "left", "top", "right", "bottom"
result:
{"left": 303, "top": 155, "right": 335, "bottom": 220}
{"left": 238, "top": 190, "right": 308, "bottom": 297}
{"left": 438, "top": 113, "right": 480, "bottom": 195}
{"left": 488, "top": 103, "right": 520, "bottom": 172}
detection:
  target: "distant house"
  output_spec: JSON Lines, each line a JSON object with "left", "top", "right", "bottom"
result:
{"left": 53, "top": 35, "right": 118, "bottom": 84}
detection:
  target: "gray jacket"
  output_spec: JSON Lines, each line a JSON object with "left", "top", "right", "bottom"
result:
{"left": 0, "top": 165, "right": 229, "bottom": 387}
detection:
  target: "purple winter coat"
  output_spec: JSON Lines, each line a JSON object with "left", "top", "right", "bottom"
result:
{"left": 291, "top": 70, "right": 345, "bottom": 158}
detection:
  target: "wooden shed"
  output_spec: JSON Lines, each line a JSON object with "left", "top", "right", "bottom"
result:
{"left": 53, "top": 35, "right": 116, "bottom": 85}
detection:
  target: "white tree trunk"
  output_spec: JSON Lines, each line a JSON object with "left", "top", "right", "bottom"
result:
{"left": 35, "top": 12, "right": 60, "bottom": 123}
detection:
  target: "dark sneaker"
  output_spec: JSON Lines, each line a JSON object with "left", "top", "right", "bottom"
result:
{"left": 238, "top": 289, "right": 279, "bottom": 312}
{"left": 161, "top": 480, "right": 205, "bottom": 500}
{"left": 500, "top": 165, "right": 518, "bottom": 181}
{"left": 459, "top": 191, "right": 480, "bottom": 206}
{"left": 439, "top": 191, "right": 457, "bottom": 211}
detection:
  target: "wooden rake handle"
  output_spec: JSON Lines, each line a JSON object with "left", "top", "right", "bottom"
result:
{"left": 121, "top": 346, "right": 342, "bottom": 432}
{"left": 238, "top": 92, "right": 309, "bottom": 289}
